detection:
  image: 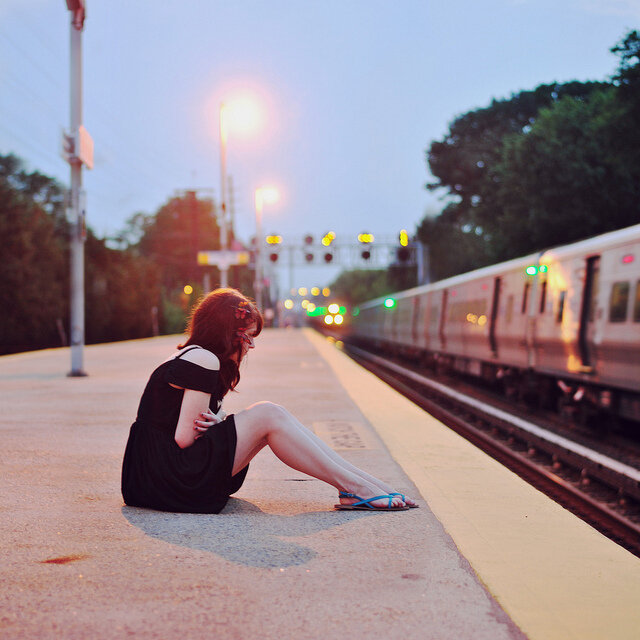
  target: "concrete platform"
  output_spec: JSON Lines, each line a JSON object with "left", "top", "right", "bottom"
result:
{"left": 1, "top": 329, "right": 524, "bottom": 640}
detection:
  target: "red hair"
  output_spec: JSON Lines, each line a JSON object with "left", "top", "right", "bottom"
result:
{"left": 178, "top": 288, "right": 263, "bottom": 396}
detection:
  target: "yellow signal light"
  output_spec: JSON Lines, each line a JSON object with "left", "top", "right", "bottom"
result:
{"left": 266, "top": 235, "right": 283, "bottom": 245}
{"left": 358, "top": 233, "right": 374, "bottom": 244}
{"left": 399, "top": 229, "right": 409, "bottom": 247}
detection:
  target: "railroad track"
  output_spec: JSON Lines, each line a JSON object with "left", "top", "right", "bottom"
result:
{"left": 342, "top": 341, "right": 640, "bottom": 558}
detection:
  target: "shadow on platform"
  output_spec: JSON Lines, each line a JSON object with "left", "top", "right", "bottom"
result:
{"left": 121, "top": 499, "right": 368, "bottom": 568}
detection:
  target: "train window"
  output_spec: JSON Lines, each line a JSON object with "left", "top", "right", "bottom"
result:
{"left": 556, "top": 291, "right": 566, "bottom": 323}
{"left": 633, "top": 281, "right": 640, "bottom": 322}
{"left": 609, "top": 281, "right": 630, "bottom": 323}
{"left": 521, "top": 282, "right": 530, "bottom": 314}
{"left": 539, "top": 281, "right": 547, "bottom": 314}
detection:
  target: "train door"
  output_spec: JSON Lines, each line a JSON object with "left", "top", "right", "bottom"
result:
{"left": 489, "top": 277, "right": 501, "bottom": 356}
{"left": 438, "top": 289, "right": 448, "bottom": 350}
{"left": 411, "top": 295, "right": 421, "bottom": 344}
{"left": 578, "top": 256, "right": 600, "bottom": 370}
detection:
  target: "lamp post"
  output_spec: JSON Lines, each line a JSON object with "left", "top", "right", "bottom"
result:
{"left": 254, "top": 186, "right": 279, "bottom": 311}
{"left": 217, "top": 96, "right": 263, "bottom": 289}
{"left": 218, "top": 103, "right": 229, "bottom": 287}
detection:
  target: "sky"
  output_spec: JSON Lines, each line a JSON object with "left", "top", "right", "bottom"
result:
{"left": 1, "top": 0, "right": 638, "bottom": 291}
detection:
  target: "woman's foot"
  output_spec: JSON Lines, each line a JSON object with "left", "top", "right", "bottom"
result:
{"left": 337, "top": 484, "right": 406, "bottom": 509}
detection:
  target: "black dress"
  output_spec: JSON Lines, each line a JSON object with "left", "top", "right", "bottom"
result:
{"left": 121, "top": 346, "right": 249, "bottom": 513}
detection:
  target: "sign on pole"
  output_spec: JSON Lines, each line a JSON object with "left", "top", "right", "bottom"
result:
{"left": 198, "top": 250, "right": 250, "bottom": 270}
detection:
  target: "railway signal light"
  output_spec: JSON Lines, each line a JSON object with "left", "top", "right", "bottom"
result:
{"left": 399, "top": 229, "right": 409, "bottom": 247}
{"left": 383, "top": 297, "right": 396, "bottom": 309}
{"left": 266, "top": 235, "right": 282, "bottom": 245}
{"left": 324, "top": 253, "right": 333, "bottom": 263}
{"left": 269, "top": 252, "right": 279, "bottom": 262}
{"left": 305, "top": 252, "right": 314, "bottom": 263}
{"left": 361, "top": 249, "right": 371, "bottom": 260}
{"left": 304, "top": 234, "right": 314, "bottom": 245}
{"left": 321, "top": 231, "right": 336, "bottom": 246}
{"left": 357, "top": 232, "right": 374, "bottom": 244}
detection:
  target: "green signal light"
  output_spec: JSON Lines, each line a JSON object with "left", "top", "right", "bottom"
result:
{"left": 306, "top": 306, "right": 327, "bottom": 317}
{"left": 539, "top": 264, "right": 548, "bottom": 273}
{"left": 352, "top": 307, "right": 360, "bottom": 317}
{"left": 525, "top": 265, "right": 538, "bottom": 276}
{"left": 384, "top": 298, "right": 396, "bottom": 309}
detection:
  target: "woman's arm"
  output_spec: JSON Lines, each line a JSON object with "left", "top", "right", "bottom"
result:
{"left": 174, "top": 389, "right": 212, "bottom": 448}
{"left": 171, "top": 347, "right": 221, "bottom": 448}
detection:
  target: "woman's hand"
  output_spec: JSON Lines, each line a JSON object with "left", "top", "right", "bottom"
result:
{"left": 193, "top": 408, "right": 227, "bottom": 438}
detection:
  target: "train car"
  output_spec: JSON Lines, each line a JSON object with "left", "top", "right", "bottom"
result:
{"left": 536, "top": 225, "right": 640, "bottom": 421}
{"left": 349, "top": 224, "right": 640, "bottom": 424}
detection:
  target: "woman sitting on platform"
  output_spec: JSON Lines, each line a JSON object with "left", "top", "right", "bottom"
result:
{"left": 122, "top": 288, "right": 417, "bottom": 513}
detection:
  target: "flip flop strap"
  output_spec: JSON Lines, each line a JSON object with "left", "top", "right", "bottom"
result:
{"left": 352, "top": 494, "right": 393, "bottom": 508}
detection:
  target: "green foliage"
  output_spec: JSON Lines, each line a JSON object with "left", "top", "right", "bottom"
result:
{"left": 328, "top": 269, "right": 397, "bottom": 306}
{"left": 0, "top": 153, "right": 162, "bottom": 354}
{"left": 415, "top": 209, "right": 493, "bottom": 281}
{"left": 0, "top": 155, "right": 69, "bottom": 353}
{"left": 419, "top": 29, "right": 640, "bottom": 276}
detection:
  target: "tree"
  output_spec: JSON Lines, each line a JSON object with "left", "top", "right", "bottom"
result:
{"left": 492, "top": 87, "right": 639, "bottom": 258}
{"left": 329, "top": 269, "right": 396, "bottom": 306}
{"left": 415, "top": 207, "right": 493, "bottom": 281}
{"left": 0, "top": 153, "right": 163, "bottom": 353}
{"left": 426, "top": 81, "right": 608, "bottom": 238}
{"left": 419, "top": 30, "right": 640, "bottom": 274}
{"left": 0, "top": 154, "right": 69, "bottom": 353}
{"left": 135, "top": 191, "right": 221, "bottom": 292}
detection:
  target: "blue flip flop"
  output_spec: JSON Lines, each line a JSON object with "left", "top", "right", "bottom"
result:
{"left": 389, "top": 492, "right": 419, "bottom": 508}
{"left": 335, "top": 492, "right": 409, "bottom": 511}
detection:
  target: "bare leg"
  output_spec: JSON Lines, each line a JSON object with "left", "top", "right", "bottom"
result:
{"left": 232, "top": 402, "right": 406, "bottom": 509}
{"left": 277, "top": 408, "right": 417, "bottom": 506}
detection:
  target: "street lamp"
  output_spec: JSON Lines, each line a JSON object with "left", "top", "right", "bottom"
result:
{"left": 254, "top": 186, "right": 279, "bottom": 311}
{"left": 217, "top": 96, "right": 263, "bottom": 288}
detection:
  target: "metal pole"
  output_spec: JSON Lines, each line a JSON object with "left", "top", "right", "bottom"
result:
{"left": 254, "top": 191, "right": 263, "bottom": 311}
{"left": 68, "top": 4, "right": 87, "bottom": 376}
{"left": 219, "top": 103, "right": 228, "bottom": 288}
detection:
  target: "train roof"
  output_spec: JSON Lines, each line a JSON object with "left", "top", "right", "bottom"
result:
{"left": 540, "top": 223, "right": 640, "bottom": 261}
{"left": 357, "top": 224, "right": 640, "bottom": 311}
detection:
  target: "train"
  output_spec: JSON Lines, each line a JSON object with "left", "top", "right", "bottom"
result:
{"left": 347, "top": 224, "right": 640, "bottom": 426}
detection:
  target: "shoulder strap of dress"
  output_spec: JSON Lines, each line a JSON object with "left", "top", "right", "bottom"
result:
{"left": 175, "top": 345, "right": 201, "bottom": 360}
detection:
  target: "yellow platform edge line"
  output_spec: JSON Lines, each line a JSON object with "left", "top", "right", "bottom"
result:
{"left": 305, "top": 329, "right": 640, "bottom": 640}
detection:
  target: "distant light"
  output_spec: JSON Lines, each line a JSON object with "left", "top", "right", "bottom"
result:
{"left": 478, "top": 315, "right": 487, "bottom": 326}
{"left": 539, "top": 264, "right": 548, "bottom": 273}
{"left": 301, "top": 299, "right": 309, "bottom": 309}
{"left": 384, "top": 298, "right": 396, "bottom": 309}
{"left": 298, "top": 287, "right": 308, "bottom": 296}
{"left": 525, "top": 265, "right": 538, "bottom": 276}
{"left": 334, "top": 314, "right": 344, "bottom": 325}
{"left": 284, "top": 299, "right": 294, "bottom": 310}
{"left": 622, "top": 254, "right": 635, "bottom": 264}
{"left": 183, "top": 285, "right": 193, "bottom": 295}
{"left": 311, "top": 287, "right": 320, "bottom": 297}
{"left": 322, "top": 288, "right": 330, "bottom": 297}
{"left": 328, "top": 303, "right": 340, "bottom": 314}
{"left": 307, "top": 303, "right": 316, "bottom": 312}
{"left": 324, "top": 315, "right": 334, "bottom": 325}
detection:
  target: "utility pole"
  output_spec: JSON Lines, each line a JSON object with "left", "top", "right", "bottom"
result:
{"left": 65, "top": 1, "right": 91, "bottom": 377}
